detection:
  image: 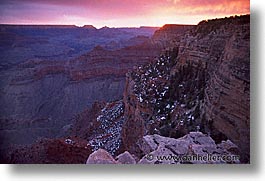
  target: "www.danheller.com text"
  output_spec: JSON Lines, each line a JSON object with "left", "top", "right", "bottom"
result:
{"left": 145, "top": 153, "right": 240, "bottom": 163}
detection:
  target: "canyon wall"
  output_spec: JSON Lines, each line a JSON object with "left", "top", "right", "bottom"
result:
{"left": 121, "top": 15, "right": 250, "bottom": 162}
{"left": 178, "top": 15, "right": 250, "bottom": 162}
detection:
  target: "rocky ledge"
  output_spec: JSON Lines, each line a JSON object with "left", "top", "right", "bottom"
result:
{"left": 86, "top": 132, "right": 240, "bottom": 164}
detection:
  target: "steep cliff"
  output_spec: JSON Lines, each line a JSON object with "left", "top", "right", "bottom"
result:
{"left": 178, "top": 15, "right": 250, "bottom": 162}
{"left": 121, "top": 15, "right": 250, "bottom": 162}
{"left": 122, "top": 48, "right": 207, "bottom": 156}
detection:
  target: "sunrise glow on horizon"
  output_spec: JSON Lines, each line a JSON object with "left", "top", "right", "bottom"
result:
{"left": 0, "top": 0, "right": 250, "bottom": 28}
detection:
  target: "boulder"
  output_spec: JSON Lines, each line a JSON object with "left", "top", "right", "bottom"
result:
{"left": 86, "top": 149, "right": 117, "bottom": 164}
{"left": 116, "top": 151, "right": 136, "bottom": 164}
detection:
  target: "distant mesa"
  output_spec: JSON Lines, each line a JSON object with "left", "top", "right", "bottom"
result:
{"left": 100, "top": 26, "right": 110, "bottom": 30}
{"left": 82, "top": 25, "right": 97, "bottom": 29}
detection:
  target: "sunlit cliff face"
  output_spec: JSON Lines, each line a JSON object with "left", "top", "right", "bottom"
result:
{"left": 0, "top": 0, "right": 249, "bottom": 27}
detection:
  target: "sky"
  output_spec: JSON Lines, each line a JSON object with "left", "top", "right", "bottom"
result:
{"left": 0, "top": 0, "right": 250, "bottom": 28}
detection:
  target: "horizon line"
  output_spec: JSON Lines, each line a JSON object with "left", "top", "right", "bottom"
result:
{"left": 0, "top": 23, "right": 197, "bottom": 29}
{"left": 0, "top": 14, "right": 249, "bottom": 29}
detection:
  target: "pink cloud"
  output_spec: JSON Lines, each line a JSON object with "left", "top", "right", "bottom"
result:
{"left": 0, "top": 0, "right": 250, "bottom": 27}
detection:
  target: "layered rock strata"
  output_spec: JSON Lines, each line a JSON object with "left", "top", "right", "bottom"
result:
{"left": 121, "top": 15, "right": 250, "bottom": 162}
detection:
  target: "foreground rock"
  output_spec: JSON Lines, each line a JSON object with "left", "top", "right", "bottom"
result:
{"left": 86, "top": 149, "right": 136, "bottom": 164}
{"left": 85, "top": 132, "right": 240, "bottom": 164}
{"left": 138, "top": 132, "right": 240, "bottom": 164}
{"left": 116, "top": 151, "right": 136, "bottom": 164}
{"left": 86, "top": 149, "right": 118, "bottom": 164}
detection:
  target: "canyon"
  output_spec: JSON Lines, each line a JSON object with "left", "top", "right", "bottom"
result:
{"left": 0, "top": 25, "right": 161, "bottom": 157}
{"left": 0, "top": 15, "right": 250, "bottom": 164}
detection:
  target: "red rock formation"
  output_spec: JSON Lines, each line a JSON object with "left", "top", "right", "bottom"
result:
{"left": 68, "top": 43, "right": 162, "bottom": 81}
{"left": 9, "top": 41, "right": 162, "bottom": 84}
